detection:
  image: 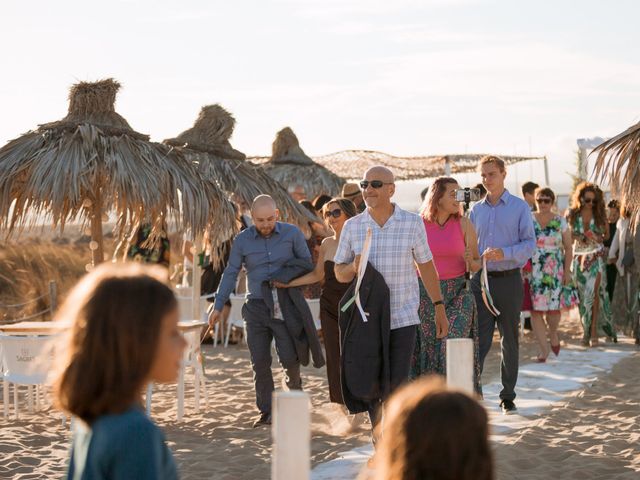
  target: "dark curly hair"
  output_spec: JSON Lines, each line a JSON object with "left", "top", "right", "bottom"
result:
{"left": 567, "top": 182, "right": 607, "bottom": 231}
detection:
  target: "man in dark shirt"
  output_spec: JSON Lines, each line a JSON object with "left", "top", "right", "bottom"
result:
{"left": 209, "top": 195, "right": 311, "bottom": 427}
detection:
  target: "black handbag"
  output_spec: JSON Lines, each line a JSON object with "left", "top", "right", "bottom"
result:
{"left": 621, "top": 246, "right": 635, "bottom": 268}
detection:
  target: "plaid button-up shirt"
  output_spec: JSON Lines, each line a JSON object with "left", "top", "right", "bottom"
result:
{"left": 334, "top": 205, "right": 433, "bottom": 329}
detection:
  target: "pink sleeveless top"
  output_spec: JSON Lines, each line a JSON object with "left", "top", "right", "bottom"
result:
{"left": 424, "top": 217, "right": 466, "bottom": 280}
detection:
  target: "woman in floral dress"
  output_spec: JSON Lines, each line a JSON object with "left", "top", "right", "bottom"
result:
{"left": 530, "top": 187, "right": 573, "bottom": 361}
{"left": 410, "top": 177, "right": 481, "bottom": 392}
{"left": 566, "top": 182, "right": 616, "bottom": 346}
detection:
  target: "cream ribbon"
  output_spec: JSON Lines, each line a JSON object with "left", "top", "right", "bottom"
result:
{"left": 481, "top": 257, "right": 501, "bottom": 316}
{"left": 341, "top": 227, "right": 373, "bottom": 322}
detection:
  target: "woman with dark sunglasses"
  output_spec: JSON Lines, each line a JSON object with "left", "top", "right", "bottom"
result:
{"left": 529, "top": 187, "right": 573, "bottom": 361}
{"left": 274, "top": 197, "right": 357, "bottom": 406}
{"left": 566, "top": 182, "right": 615, "bottom": 346}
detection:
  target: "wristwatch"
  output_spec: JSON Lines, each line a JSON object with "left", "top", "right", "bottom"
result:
{"left": 433, "top": 300, "right": 444, "bottom": 307}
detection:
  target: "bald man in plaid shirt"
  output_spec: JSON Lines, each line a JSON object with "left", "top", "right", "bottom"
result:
{"left": 334, "top": 166, "right": 447, "bottom": 428}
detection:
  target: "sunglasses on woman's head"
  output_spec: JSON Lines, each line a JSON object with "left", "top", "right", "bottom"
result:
{"left": 359, "top": 180, "right": 393, "bottom": 190}
{"left": 582, "top": 198, "right": 596, "bottom": 204}
{"left": 536, "top": 197, "right": 552, "bottom": 204}
{"left": 324, "top": 208, "right": 342, "bottom": 219}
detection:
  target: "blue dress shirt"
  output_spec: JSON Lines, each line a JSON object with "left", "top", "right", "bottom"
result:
{"left": 469, "top": 189, "right": 535, "bottom": 271}
{"left": 213, "top": 222, "right": 311, "bottom": 311}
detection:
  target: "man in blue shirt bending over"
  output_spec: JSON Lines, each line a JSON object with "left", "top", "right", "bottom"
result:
{"left": 470, "top": 156, "right": 535, "bottom": 414}
{"left": 209, "top": 195, "right": 311, "bottom": 427}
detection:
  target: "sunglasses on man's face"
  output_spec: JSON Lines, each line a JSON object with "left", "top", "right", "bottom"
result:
{"left": 324, "top": 208, "right": 343, "bottom": 219}
{"left": 536, "top": 197, "right": 552, "bottom": 205}
{"left": 359, "top": 180, "right": 393, "bottom": 190}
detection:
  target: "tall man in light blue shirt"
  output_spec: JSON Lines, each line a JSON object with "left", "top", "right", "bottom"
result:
{"left": 470, "top": 156, "right": 535, "bottom": 414}
{"left": 209, "top": 195, "right": 311, "bottom": 427}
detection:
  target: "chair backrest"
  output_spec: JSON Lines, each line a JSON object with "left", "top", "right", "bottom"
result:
{"left": 306, "top": 299, "right": 321, "bottom": 330}
{"left": 228, "top": 294, "right": 246, "bottom": 325}
{"left": 0, "top": 335, "right": 57, "bottom": 385}
{"left": 175, "top": 295, "right": 193, "bottom": 321}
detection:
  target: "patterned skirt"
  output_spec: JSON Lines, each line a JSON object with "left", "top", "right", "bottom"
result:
{"left": 410, "top": 275, "right": 480, "bottom": 392}
{"left": 572, "top": 251, "right": 616, "bottom": 341}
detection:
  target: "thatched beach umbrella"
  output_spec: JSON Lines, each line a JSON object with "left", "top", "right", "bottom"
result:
{"left": 255, "top": 127, "right": 345, "bottom": 199}
{"left": 592, "top": 122, "right": 640, "bottom": 224}
{"left": 164, "top": 105, "right": 316, "bottom": 229}
{"left": 0, "top": 79, "right": 236, "bottom": 266}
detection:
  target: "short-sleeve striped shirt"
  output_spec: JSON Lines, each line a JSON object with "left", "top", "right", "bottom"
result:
{"left": 334, "top": 204, "right": 433, "bottom": 329}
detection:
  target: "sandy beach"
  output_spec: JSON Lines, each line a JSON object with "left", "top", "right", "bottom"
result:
{"left": 494, "top": 351, "right": 640, "bottom": 479}
{"left": 1, "top": 311, "right": 638, "bottom": 479}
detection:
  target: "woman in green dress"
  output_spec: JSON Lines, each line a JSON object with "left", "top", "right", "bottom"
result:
{"left": 566, "top": 182, "right": 616, "bottom": 346}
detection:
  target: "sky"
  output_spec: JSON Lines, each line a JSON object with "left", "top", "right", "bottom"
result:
{"left": 2, "top": 0, "right": 640, "bottom": 201}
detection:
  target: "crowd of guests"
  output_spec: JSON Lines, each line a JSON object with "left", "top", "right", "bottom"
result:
{"left": 52, "top": 157, "right": 638, "bottom": 479}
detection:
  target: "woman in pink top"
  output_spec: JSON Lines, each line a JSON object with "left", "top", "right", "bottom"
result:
{"left": 410, "top": 177, "right": 482, "bottom": 390}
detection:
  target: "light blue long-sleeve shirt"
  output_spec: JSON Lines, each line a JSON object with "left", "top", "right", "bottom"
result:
{"left": 469, "top": 189, "right": 535, "bottom": 271}
{"left": 213, "top": 222, "right": 311, "bottom": 311}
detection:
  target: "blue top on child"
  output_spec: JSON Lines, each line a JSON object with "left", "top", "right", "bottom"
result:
{"left": 68, "top": 406, "right": 178, "bottom": 480}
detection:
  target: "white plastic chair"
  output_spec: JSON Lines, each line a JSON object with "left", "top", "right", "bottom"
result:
{"left": 0, "top": 334, "right": 56, "bottom": 419}
{"left": 520, "top": 311, "right": 530, "bottom": 339}
{"left": 306, "top": 298, "right": 321, "bottom": 330}
{"left": 225, "top": 294, "right": 247, "bottom": 347}
{"left": 176, "top": 295, "right": 193, "bottom": 322}
{"left": 146, "top": 326, "right": 209, "bottom": 422}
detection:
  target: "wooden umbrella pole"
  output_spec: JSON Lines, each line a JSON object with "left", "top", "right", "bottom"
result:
{"left": 191, "top": 233, "right": 203, "bottom": 321}
{"left": 91, "top": 189, "right": 105, "bottom": 266}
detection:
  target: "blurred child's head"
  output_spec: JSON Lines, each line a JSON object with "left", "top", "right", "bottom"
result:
{"left": 374, "top": 377, "right": 493, "bottom": 480}
{"left": 54, "top": 262, "right": 185, "bottom": 424}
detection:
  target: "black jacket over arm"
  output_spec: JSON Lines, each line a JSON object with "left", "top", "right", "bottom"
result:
{"left": 338, "top": 262, "right": 391, "bottom": 414}
{"left": 261, "top": 258, "right": 326, "bottom": 368}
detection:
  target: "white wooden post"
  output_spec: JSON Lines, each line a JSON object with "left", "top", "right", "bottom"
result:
{"left": 446, "top": 338, "right": 474, "bottom": 394}
{"left": 272, "top": 391, "right": 310, "bottom": 480}
{"left": 543, "top": 156, "right": 550, "bottom": 186}
{"left": 177, "top": 359, "right": 185, "bottom": 422}
{"left": 145, "top": 383, "right": 153, "bottom": 416}
{"left": 444, "top": 157, "right": 452, "bottom": 176}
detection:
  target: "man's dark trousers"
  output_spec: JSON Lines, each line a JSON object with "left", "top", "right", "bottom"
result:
{"left": 242, "top": 298, "right": 302, "bottom": 415}
{"left": 471, "top": 270, "right": 523, "bottom": 401}
{"left": 367, "top": 325, "right": 417, "bottom": 426}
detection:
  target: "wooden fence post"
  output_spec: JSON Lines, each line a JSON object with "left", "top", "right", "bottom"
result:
{"left": 272, "top": 391, "right": 310, "bottom": 480}
{"left": 48, "top": 280, "right": 58, "bottom": 314}
{"left": 446, "top": 338, "right": 474, "bottom": 394}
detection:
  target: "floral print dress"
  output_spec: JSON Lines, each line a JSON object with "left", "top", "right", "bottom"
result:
{"left": 570, "top": 216, "right": 616, "bottom": 342}
{"left": 531, "top": 215, "right": 567, "bottom": 311}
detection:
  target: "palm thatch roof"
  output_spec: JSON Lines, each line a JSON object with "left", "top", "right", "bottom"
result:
{"left": 164, "top": 105, "right": 316, "bottom": 230}
{"left": 0, "top": 79, "right": 237, "bottom": 265}
{"left": 253, "top": 127, "right": 345, "bottom": 199}
{"left": 313, "top": 150, "right": 546, "bottom": 180}
{"left": 252, "top": 147, "right": 545, "bottom": 183}
{"left": 592, "top": 121, "right": 640, "bottom": 225}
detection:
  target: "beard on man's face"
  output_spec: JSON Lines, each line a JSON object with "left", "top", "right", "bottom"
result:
{"left": 257, "top": 224, "right": 276, "bottom": 236}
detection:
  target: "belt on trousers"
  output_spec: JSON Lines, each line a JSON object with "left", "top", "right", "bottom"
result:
{"left": 485, "top": 268, "right": 520, "bottom": 278}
